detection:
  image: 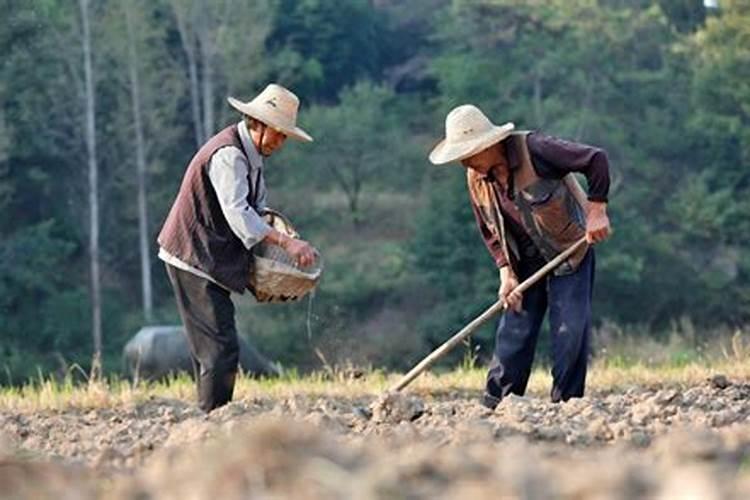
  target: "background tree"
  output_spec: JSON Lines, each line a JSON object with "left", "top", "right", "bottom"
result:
{"left": 102, "top": 0, "right": 184, "bottom": 323}
{"left": 1, "top": 2, "right": 91, "bottom": 380}
{"left": 79, "top": 0, "right": 103, "bottom": 375}
{"left": 169, "top": 0, "right": 274, "bottom": 147}
{"left": 278, "top": 82, "right": 419, "bottom": 227}
{"left": 266, "top": 0, "right": 390, "bottom": 101}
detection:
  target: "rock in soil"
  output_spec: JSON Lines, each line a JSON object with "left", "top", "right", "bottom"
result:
{"left": 710, "top": 374, "right": 732, "bottom": 390}
{"left": 370, "top": 391, "right": 425, "bottom": 424}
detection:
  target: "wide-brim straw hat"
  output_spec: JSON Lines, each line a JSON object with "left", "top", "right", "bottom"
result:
{"left": 429, "top": 104, "right": 514, "bottom": 165}
{"left": 228, "top": 83, "right": 313, "bottom": 142}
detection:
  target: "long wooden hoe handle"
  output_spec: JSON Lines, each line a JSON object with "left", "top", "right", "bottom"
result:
{"left": 389, "top": 237, "right": 589, "bottom": 393}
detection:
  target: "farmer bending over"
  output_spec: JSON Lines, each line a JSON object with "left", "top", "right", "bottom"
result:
{"left": 429, "top": 105, "right": 611, "bottom": 409}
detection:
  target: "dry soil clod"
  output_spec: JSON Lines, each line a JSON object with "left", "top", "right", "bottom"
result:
{"left": 709, "top": 374, "right": 731, "bottom": 390}
{"left": 370, "top": 391, "right": 425, "bottom": 424}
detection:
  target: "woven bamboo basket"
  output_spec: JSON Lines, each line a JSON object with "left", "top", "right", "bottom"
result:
{"left": 247, "top": 209, "right": 323, "bottom": 303}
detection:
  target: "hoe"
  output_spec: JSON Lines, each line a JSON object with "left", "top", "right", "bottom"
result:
{"left": 390, "top": 236, "right": 589, "bottom": 393}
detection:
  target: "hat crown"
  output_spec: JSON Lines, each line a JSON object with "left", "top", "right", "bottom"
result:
{"left": 445, "top": 105, "right": 495, "bottom": 143}
{"left": 249, "top": 84, "right": 300, "bottom": 128}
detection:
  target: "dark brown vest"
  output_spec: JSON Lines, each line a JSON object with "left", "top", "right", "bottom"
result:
{"left": 157, "top": 125, "right": 253, "bottom": 293}
{"left": 510, "top": 132, "right": 588, "bottom": 274}
{"left": 467, "top": 132, "right": 588, "bottom": 276}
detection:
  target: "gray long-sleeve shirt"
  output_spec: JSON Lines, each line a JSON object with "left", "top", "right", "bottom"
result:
{"left": 159, "top": 120, "right": 272, "bottom": 287}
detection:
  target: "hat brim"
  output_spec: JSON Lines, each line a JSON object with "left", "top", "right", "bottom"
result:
{"left": 228, "top": 97, "right": 313, "bottom": 142}
{"left": 429, "top": 123, "right": 515, "bottom": 165}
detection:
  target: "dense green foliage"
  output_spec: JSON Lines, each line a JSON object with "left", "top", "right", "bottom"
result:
{"left": 1, "top": 0, "right": 748, "bottom": 382}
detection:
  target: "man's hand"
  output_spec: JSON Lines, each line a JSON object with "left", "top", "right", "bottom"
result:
{"left": 265, "top": 229, "right": 317, "bottom": 268}
{"left": 586, "top": 201, "right": 611, "bottom": 244}
{"left": 282, "top": 237, "right": 316, "bottom": 268}
{"left": 498, "top": 267, "right": 522, "bottom": 312}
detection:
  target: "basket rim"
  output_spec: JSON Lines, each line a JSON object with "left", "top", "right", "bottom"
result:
{"left": 252, "top": 255, "right": 323, "bottom": 281}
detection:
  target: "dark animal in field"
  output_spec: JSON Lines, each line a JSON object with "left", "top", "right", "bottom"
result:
{"left": 123, "top": 326, "right": 280, "bottom": 381}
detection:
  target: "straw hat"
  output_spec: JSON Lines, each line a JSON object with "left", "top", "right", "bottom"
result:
{"left": 227, "top": 83, "right": 313, "bottom": 142}
{"left": 429, "top": 105, "right": 514, "bottom": 165}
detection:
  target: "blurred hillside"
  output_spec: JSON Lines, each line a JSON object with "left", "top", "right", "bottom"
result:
{"left": 1, "top": 0, "right": 748, "bottom": 381}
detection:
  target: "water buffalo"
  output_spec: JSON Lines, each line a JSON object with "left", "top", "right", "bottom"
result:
{"left": 123, "top": 325, "right": 280, "bottom": 382}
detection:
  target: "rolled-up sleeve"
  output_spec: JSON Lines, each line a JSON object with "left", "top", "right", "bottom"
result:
{"left": 528, "top": 133, "right": 610, "bottom": 202}
{"left": 208, "top": 146, "right": 272, "bottom": 249}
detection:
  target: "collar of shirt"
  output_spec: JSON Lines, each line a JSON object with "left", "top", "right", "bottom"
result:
{"left": 477, "top": 136, "right": 522, "bottom": 181}
{"left": 237, "top": 120, "right": 264, "bottom": 172}
{"left": 477, "top": 136, "right": 522, "bottom": 199}
{"left": 505, "top": 136, "right": 522, "bottom": 172}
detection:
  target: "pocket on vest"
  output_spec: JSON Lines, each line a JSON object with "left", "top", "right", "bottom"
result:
{"left": 530, "top": 193, "right": 584, "bottom": 245}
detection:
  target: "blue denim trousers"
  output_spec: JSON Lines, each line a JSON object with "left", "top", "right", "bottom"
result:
{"left": 485, "top": 248, "right": 595, "bottom": 404}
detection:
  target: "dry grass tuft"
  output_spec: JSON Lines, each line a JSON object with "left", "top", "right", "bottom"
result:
{"left": 1, "top": 358, "right": 748, "bottom": 412}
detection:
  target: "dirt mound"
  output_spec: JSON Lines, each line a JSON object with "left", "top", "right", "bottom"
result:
{"left": 115, "top": 418, "right": 361, "bottom": 500}
{"left": 0, "top": 459, "right": 98, "bottom": 500}
{"left": 370, "top": 391, "right": 425, "bottom": 423}
{"left": 116, "top": 419, "right": 750, "bottom": 499}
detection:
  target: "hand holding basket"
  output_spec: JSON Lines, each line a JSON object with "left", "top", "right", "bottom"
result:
{"left": 247, "top": 209, "right": 323, "bottom": 303}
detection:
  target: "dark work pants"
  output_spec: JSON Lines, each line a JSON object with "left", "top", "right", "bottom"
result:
{"left": 165, "top": 264, "right": 239, "bottom": 413}
{"left": 485, "top": 249, "right": 595, "bottom": 404}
